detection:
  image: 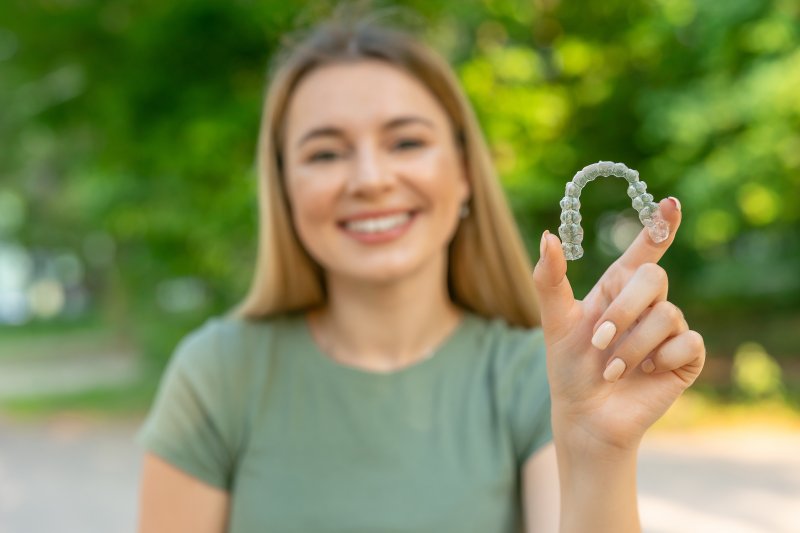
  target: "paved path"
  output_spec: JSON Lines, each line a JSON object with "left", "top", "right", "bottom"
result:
{"left": 0, "top": 414, "right": 798, "bottom": 532}
{"left": 638, "top": 430, "right": 800, "bottom": 532}
{"left": 0, "top": 414, "right": 142, "bottom": 533}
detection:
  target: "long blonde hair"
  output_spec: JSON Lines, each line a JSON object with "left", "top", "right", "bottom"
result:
{"left": 231, "top": 16, "right": 540, "bottom": 328}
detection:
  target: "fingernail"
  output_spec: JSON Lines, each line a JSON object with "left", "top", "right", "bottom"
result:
{"left": 539, "top": 230, "right": 549, "bottom": 262}
{"left": 668, "top": 196, "right": 681, "bottom": 212}
{"left": 591, "top": 321, "right": 616, "bottom": 350}
{"left": 603, "top": 358, "right": 626, "bottom": 382}
{"left": 642, "top": 359, "right": 655, "bottom": 374}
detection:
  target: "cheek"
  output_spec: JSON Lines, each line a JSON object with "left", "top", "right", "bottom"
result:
{"left": 286, "top": 179, "right": 336, "bottom": 262}
{"left": 284, "top": 175, "right": 342, "bottom": 264}
{"left": 287, "top": 173, "right": 340, "bottom": 226}
{"left": 405, "top": 148, "right": 465, "bottom": 205}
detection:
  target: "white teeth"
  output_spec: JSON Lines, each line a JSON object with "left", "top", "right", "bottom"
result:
{"left": 345, "top": 212, "right": 412, "bottom": 233}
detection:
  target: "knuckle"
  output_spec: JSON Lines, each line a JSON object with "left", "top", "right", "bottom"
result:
{"left": 532, "top": 263, "right": 545, "bottom": 286}
{"left": 532, "top": 262, "right": 552, "bottom": 289}
{"left": 654, "top": 301, "right": 682, "bottom": 323}
{"left": 532, "top": 257, "right": 567, "bottom": 290}
{"left": 617, "top": 338, "right": 646, "bottom": 361}
{"left": 685, "top": 330, "right": 706, "bottom": 355}
{"left": 638, "top": 262, "right": 668, "bottom": 286}
{"left": 609, "top": 306, "right": 636, "bottom": 327}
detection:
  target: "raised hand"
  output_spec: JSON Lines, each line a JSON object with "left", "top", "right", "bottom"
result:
{"left": 533, "top": 197, "right": 705, "bottom": 455}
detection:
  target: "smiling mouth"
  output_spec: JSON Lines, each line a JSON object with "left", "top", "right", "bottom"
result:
{"left": 338, "top": 210, "right": 419, "bottom": 234}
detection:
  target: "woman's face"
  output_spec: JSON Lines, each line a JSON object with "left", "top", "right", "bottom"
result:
{"left": 282, "top": 60, "right": 470, "bottom": 285}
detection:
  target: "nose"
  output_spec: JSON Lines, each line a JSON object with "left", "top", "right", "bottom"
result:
{"left": 345, "top": 142, "right": 393, "bottom": 196}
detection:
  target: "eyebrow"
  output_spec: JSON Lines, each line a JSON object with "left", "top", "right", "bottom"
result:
{"left": 295, "top": 115, "right": 435, "bottom": 148}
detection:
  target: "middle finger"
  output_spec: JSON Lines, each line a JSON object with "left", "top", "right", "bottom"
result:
{"left": 591, "top": 262, "right": 669, "bottom": 351}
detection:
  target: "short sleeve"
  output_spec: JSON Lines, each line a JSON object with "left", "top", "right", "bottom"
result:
{"left": 496, "top": 325, "right": 553, "bottom": 466}
{"left": 135, "top": 319, "right": 239, "bottom": 490}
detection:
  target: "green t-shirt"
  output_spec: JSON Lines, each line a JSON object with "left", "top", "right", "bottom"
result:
{"left": 135, "top": 309, "right": 553, "bottom": 533}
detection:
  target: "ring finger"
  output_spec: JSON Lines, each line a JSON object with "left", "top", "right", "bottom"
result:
{"left": 602, "top": 300, "right": 688, "bottom": 382}
{"left": 644, "top": 330, "right": 706, "bottom": 386}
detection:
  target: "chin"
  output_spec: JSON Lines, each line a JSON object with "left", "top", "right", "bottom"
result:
{"left": 346, "top": 264, "right": 420, "bottom": 285}
{"left": 328, "top": 254, "right": 432, "bottom": 286}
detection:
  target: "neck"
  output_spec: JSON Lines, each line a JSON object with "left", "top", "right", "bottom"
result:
{"left": 307, "top": 252, "right": 463, "bottom": 372}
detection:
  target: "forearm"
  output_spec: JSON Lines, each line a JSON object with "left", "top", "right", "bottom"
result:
{"left": 554, "top": 432, "right": 641, "bottom": 533}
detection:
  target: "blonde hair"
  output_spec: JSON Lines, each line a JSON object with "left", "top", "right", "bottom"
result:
{"left": 231, "top": 16, "right": 540, "bottom": 328}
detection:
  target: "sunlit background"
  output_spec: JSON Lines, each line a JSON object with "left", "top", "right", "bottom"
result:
{"left": 1, "top": 1, "right": 798, "bottom": 532}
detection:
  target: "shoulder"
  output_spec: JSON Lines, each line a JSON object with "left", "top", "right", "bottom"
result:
{"left": 169, "top": 312, "right": 294, "bottom": 375}
{"left": 155, "top": 313, "right": 298, "bottom": 443}
{"left": 206, "top": 312, "right": 287, "bottom": 349}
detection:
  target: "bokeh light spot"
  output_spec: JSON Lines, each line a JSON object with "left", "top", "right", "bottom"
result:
{"left": 738, "top": 183, "right": 780, "bottom": 226}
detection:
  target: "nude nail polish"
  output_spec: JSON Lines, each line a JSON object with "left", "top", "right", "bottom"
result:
{"left": 603, "top": 358, "right": 626, "bottom": 382}
{"left": 591, "top": 321, "right": 616, "bottom": 350}
{"left": 668, "top": 196, "right": 682, "bottom": 212}
{"left": 642, "top": 359, "right": 655, "bottom": 374}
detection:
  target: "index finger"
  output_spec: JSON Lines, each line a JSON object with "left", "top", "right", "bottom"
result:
{"left": 616, "top": 197, "right": 682, "bottom": 270}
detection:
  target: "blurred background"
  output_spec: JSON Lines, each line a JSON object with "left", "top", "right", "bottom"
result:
{"left": 1, "top": 0, "right": 798, "bottom": 532}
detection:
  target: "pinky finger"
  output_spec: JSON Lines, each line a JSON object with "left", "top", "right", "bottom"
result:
{"left": 643, "top": 330, "right": 706, "bottom": 386}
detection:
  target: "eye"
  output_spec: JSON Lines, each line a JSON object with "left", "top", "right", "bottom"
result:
{"left": 392, "top": 138, "right": 425, "bottom": 151}
{"left": 308, "top": 150, "right": 341, "bottom": 163}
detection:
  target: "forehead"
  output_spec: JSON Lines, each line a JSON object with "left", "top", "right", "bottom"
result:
{"left": 285, "top": 60, "right": 448, "bottom": 138}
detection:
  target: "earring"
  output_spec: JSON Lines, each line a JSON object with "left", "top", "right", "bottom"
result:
{"left": 459, "top": 202, "right": 471, "bottom": 219}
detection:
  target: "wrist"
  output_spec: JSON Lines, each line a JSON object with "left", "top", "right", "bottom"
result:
{"left": 551, "top": 406, "right": 643, "bottom": 460}
{"left": 554, "top": 431, "right": 642, "bottom": 533}
{"left": 554, "top": 433, "right": 639, "bottom": 479}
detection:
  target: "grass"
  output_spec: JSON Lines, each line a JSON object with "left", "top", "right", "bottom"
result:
{"left": 0, "top": 312, "right": 104, "bottom": 339}
{"left": 0, "top": 375, "right": 160, "bottom": 422}
{"left": 651, "top": 390, "right": 800, "bottom": 433}
{"left": 0, "top": 313, "right": 124, "bottom": 360}
{"left": 0, "top": 314, "right": 155, "bottom": 421}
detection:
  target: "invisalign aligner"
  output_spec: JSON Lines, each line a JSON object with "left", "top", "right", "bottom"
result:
{"left": 559, "top": 161, "right": 670, "bottom": 260}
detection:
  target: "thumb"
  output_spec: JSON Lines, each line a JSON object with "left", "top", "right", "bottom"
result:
{"left": 533, "top": 230, "right": 577, "bottom": 335}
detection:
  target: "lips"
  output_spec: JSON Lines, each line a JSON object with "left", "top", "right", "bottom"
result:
{"left": 337, "top": 209, "right": 419, "bottom": 243}
{"left": 346, "top": 210, "right": 417, "bottom": 233}
{"left": 337, "top": 208, "right": 418, "bottom": 224}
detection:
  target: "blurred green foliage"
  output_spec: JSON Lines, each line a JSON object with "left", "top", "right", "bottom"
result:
{"left": 732, "top": 341, "right": 784, "bottom": 399}
{"left": 1, "top": 0, "right": 798, "bottom": 393}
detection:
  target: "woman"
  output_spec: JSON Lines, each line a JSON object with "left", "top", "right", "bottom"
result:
{"left": 136, "top": 15, "right": 705, "bottom": 533}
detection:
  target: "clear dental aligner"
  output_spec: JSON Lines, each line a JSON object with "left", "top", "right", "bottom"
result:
{"left": 559, "top": 161, "right": 670, "bottom": 260}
